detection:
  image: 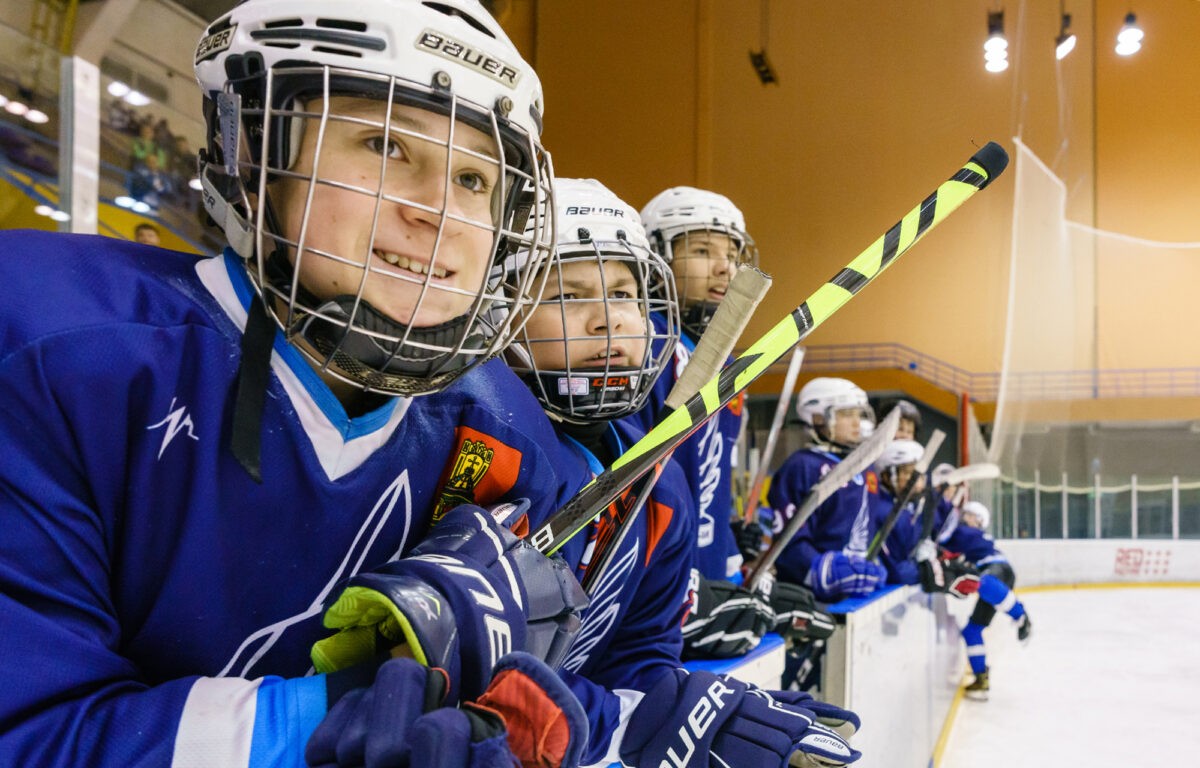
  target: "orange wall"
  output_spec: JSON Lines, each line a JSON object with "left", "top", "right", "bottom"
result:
{"left": 499, "top": 0, "right": 1200, "bottom": 379}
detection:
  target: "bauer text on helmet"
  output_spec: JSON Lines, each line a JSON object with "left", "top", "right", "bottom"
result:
{"left": 194, "top": 0, "right": 554, "bottom": 396}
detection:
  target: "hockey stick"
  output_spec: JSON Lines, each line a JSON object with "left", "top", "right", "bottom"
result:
{"left": 942, "top": 462, "right": 1000, "bottom": 486}
{"left": 528, "top": 141, "right": 1010, "bottom": 557}
{"left": 743, "top": 406, "right": 904, "bottom": 592}
{"left": 580, "top": 266, "right": 772, "bottom": 593}
{"left": 865, "top": 429, "right": 946, "bottom": 561}
{"left": 740, "top": 346, "right": 806, "bottom": 524}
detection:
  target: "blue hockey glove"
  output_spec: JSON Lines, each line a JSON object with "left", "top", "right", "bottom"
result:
{"left": 618, "top": 668, "right": 861, "bottom": 768}
{"left": 312, "top": 503, "right": 588, "bottom": 703}
{"left": 306, "top": 653, "right": 587, "bottom": 768}
{"left": 808, "top": 552, "right": 887, "bottom": 602}
{"left": 766, "top": 689, "right": 860, "bottom": 740}
{"left": 681, "top": 576, "right": 774, "bottom": 659}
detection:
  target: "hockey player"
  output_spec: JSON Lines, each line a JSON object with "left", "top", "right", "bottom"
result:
{"left": 944, "top": 500, "right": 1032, "bottom": 699}
{"left": 871, "top": 439, "right": 928, "bottom": 586}
{"left": 766, "top": 378, "right": 888, "bottom": 602}
{"left": 504, "top": 178, "right": 861, "bottom": 767}
{"left": 626, "top": 186, "right": 792, "bottom": 659}
{"left": 879, "top": 399, "right": 922, "bottom": 441}
{"left": 0, "top": 1, "right": 596, "bottom": 765}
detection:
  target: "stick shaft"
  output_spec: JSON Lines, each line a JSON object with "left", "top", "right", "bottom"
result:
{"left": 741, "top": 346, "right": 805, "bottom": 523}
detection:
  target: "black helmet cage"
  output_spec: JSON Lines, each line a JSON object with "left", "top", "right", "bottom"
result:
{"left": 513, "top": 239, "right": 679, "bottom": 424}
{"left": 202, "top": 56, "right": 555, "bottom": 396}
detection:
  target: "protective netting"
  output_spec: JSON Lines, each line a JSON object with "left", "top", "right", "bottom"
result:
{"left": 985, "top": 139, "right": 1200, "bottom": 539}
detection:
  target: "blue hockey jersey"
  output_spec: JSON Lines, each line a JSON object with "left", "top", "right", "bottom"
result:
{"left": 623, "top": 313, "right": 744, "bottom": 580}
{"left": 870, "top": 488, "right": 922, "bottom": 585}
{"left": 938, "top": 514, "right": 1009, "bottom": 567}
{"left": 766, "top": 448, "right": 876, "bottom": 586}
{"left": 552, "top": 421, "right": 696, "bottom": 766}
{"left": 0, "top": 232, "right": 592, "bottom": 767}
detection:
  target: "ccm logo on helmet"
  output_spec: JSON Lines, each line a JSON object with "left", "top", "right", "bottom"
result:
{"left": 417, "top": 29, "right": 522, "bottom": 88}
{"left": 592, "top": 375, "right": 632, "bottom": 389}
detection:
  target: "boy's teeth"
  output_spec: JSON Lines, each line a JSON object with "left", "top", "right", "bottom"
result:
{"left": 376, "top": 251, "right": 447, "bottom": 278}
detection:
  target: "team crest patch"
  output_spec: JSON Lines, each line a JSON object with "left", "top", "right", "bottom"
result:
{"left": 432, "top": 427, "right": 521, "bottom": 521}
{"left": 865, "top": 470, "right": 879, "bottom": 494}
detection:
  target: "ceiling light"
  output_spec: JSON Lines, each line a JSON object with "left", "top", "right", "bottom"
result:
{"left": 107, "top": 80, "right": 131, "bottom": 98}
{"left": 1056, "top": 13, "right": 1077, "bottom": 60}
{"left": 984, "top": 11, "right": 1009, "bottom": 73}
{"left": 24, "top": 109, "right": 49, "bottom": 124}
{"left": 1116, "top": 12, "right": 1143, "bottom": 55}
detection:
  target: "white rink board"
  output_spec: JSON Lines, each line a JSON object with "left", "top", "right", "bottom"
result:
{"left": 821, "top": 586, "right": 972, "bottom": 768}
{"left": 996, "top": 539, "right": 1200, "bottom": 585}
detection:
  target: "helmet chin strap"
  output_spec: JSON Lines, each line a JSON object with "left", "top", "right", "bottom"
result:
{"left": 298, "top": 298, "right": 483, "bottom": 382}
{"left": 680, "top": 299, "right": 720, "bottom": 339}
{"left": 519, "top": 367, "right": 642, "bottom": 424}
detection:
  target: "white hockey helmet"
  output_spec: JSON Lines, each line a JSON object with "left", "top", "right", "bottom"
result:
{"left": 193, "top": 0, "right": 554, "bottom": 396}
{"left": 931, "top": 462, "right": 957, "bottom": 487}
{"left": 510, "top": 178, "right": 678, "bottom": 423}
{"left": 961, "top": 500, "right": 991, "bottom": 530}
{"left": 876, "top": 439, "right": 924, "bottom": 475}
{"left": 639, "top": 186, "right": 758, "bottom": 338}
{"left": 795, "top": 377, "right": 872, "bottom": 432}
{"left": 639, "top": 186, "right": 755, "bottom": 261}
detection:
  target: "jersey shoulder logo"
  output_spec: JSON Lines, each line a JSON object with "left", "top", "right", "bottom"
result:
{"left": 146, "top": 397, "right": 199, "bottom": 459}
{"left": 432, "top": 427, "right": 522, "bottom": 521}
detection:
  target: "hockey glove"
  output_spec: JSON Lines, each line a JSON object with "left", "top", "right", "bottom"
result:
{"left": 618, "top": 668, "right": 861, "bottom": 768}
{"left": 808, "top": 552, "right": 887, "bottom": 603}
{"left": 306, "top": 653, "right": 588, "bottom": 768}
{"left": 914, "top": 541, "right": 980, "bottom": 599}
{"left": 758, "top": 574, "right": 836, "bottom": 643}
{"left": 730, "top": 519, "right": 766, "bottom": 563}
{"left": 312, "top": 503, "right": 588, "bottom": 703}
{"left": 681, "top": 576, "right": 774, "bottom": 659}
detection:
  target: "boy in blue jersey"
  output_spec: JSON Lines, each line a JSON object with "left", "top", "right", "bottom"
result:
{"left": 932, "top": 500, "right": 1032, "bottom": 700}
{"left": 767, "top": 378, "right": 888, "bottom": 603}
{"left": 871, "top": 440, "right": 929, "bottom": 587}
{"left": 0, "top": 1, "right": 597, "bottom": 766}
{"left": 627, "top": 187, "right": 790, "bottom": 660}
{"left": 506, "top": 178, "right": 862, "bottom": 768}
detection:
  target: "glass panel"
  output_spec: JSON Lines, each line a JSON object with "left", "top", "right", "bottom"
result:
{"left": 1039, "top": 489, "right": 1064, "bottom": 539}
{"left": 1067, "top": 487, "right": 1094, "bottom": 538}
{"left": 1135, "top": 483, "right": 1172, "bottom": 539}
{"left": 1179, "top": 486, "right": 1200, "bottom": 539}
{"left": 1101, "top": 486, "right": 1132, "bottom": 538}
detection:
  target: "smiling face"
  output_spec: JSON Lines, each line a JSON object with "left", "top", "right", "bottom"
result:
{"left": 269, "top": 96, "right": 501, "bottom": 329}
{"left": 669, "top": 231, "right": 739, "bottom": 307}
{"left": 522, "top": 258, "right": 648, "bottom": 373}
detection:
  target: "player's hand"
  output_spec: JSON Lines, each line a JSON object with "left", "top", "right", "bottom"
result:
{"left": 681, "top": 577, "right": 774, "bottom": 659}
{"left": 618, "top": 669, "right": 862, "bottom": 768}
{"left": 312, "top": 503, "right": 588, "bottom": 703}
{"left": 731, "top": 519, "right": 765, "bottom": 563}
{"left": 758, "top": 575, "right": 836, "bottom": 643}
{"left": 809, "top": 552, "right": 886, "bottom": 602}
{"left": 917, "top": 551, "right": 980, "bottom": 599}
{"left": 306, "top": 653, "right": 587, "bottom": 768}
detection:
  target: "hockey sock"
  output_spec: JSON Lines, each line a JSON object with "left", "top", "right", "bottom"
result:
{"left": 978, "top": 574, "right": 1026, "bottom": 619}
{"left": 962, "top": 621, "right": 987, "bottom": 675}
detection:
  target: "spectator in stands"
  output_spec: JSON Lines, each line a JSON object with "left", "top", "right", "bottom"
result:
{"left": 129, "top": 151, "right": 170, "bottom": 210}
{"left": 134, "top": 223, "right": 160, "bottom": 247}
{"left": 131, "top": 122, "right": 166, "bottom": 171}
